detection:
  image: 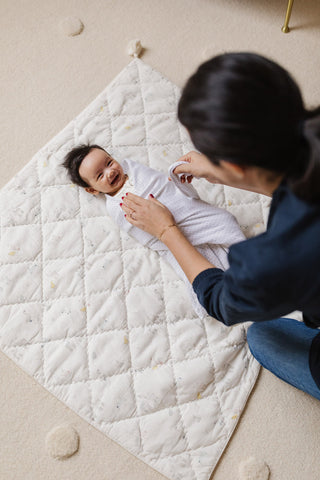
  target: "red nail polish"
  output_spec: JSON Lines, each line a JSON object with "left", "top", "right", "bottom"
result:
{"left": 150, "top": 194, "right": 154, "bottom": 198}
{"left": 124, "top": 214, "right": 127, "bottom": 217}
{"left": 126, "top": 193, "right": 128, "bottom": 196}
{"left": 120, "top": 203, "right": 122, "bottom": 206}
{"left": 121, "top": 196, "right": 124, "bottom": 200}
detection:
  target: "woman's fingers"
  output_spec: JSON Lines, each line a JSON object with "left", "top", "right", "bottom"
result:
{"left": 170, "top": 169, "right": 194, "bottom": 184}
{"left": 122, "top": 192, "right": 145, "bottom": 207}
{"left": 174, "top": 150, "right": 210, "bottom": 180}
{"left": 120, "top": 192, "right": 175, "bottom": 238}
{"left": 122, "top": 193, "right": 147, "bottom": 213}
{"left": 121, "top": 193, "right": 162, "bottom": 219}
{"left": 148, "top": 194, "right": 166, "bottom": 207}
{"left": 177, "top": 152, "right": 192, "bottom": 163}
{"left": 173, "top": 163, "right": 193, "bottom": 176}
{"left": 120, "top": 201, "right": 135, "bottom": 216}
{"left": 123, "top": 192, "right": 164, "bottom": 210}
{"left": 120, "top": 193, "right": 145, "bottom": 223}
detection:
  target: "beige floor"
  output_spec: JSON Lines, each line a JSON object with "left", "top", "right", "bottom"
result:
{"left": 1, "top": 1, "right": 320, "bottom": 479}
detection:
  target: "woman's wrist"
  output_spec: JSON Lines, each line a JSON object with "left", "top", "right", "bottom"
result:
{"left": 158, "top": 223, "right": 177, "bottom": 242}
{"left": 157, "top": 223, "right": 216, "bottom": 283}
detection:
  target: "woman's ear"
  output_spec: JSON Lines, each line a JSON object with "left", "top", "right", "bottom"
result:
{"left": 85, "top": 187, "right": 100, "bottom": 196}
{"left": 220, "top": 160, "right": 246, "bottom": 179}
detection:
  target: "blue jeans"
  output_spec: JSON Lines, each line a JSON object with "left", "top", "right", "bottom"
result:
{"left": 247, "top": 318, "right": 320, "bottom": 400}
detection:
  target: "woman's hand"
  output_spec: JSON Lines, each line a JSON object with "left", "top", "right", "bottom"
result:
{"left": 172, "top": 150, "right": 223, "bottom": 185}
{"left": 120, "top": 193, "right": 176, "bottom": 239}
{"left": 121, "top": 191, "right": 216, "bottom": 284}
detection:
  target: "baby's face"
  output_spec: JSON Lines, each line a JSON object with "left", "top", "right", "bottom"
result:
{"left": 79, "top": 148, "right": 126, "bottom": 196}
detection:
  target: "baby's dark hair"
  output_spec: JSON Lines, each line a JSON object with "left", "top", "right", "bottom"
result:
{"left": 63, "top": 144, "right": 107, "bottom": 187}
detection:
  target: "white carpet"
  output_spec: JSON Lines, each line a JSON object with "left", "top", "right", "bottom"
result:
{"left": 1, "top": 1, "right": 320, "bottom": 479}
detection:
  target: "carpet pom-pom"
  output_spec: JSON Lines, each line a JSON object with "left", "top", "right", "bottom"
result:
{"left": 239, "top": 457, "right": 270, "bottom": 480}
{"left": 127, "top": 39, "right": 143, "bottom": 58}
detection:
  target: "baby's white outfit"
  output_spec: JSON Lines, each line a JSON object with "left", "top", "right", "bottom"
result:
{"left": 105, "top": 159, "right": 245, "bottom": 318}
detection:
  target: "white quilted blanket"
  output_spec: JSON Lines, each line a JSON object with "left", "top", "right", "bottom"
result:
{"left": 0, "top": 59, "right": 266, "bottom": 480}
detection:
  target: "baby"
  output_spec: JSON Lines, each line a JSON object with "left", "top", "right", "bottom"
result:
{"left": 63, "top": 144, "right": 245, "bottom": 317}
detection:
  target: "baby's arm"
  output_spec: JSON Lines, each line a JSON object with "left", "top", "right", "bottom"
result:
{"left": 168, "top": 161, "right": 200, "bottom": 199}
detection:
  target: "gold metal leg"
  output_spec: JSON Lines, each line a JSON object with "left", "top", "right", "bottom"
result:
{"left": 282, "top": 0, "right": 295, "bottom": 33}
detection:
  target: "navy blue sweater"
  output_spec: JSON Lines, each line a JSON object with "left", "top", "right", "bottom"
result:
{"left": 193, "top": 180, "right": 320, "bottom": 385}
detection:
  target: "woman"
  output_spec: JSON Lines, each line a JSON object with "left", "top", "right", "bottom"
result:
{"left": 120, "top": 52, "right": 320, "bottom": 400}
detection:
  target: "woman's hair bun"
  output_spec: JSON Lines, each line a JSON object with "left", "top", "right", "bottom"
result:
{"left": 289, "top": 106, "right": 320, "bottom": 203}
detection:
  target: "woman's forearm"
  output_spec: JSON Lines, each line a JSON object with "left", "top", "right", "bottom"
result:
{"left": 120, "top": 191, "right": 218, "bottom": 282}
{"left": 160, "top": 226, "right": 216, "bottom": 283}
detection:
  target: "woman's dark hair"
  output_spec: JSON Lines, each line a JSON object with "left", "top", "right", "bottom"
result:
{"left": 63, "top": 144, "right": 107, "bottom": 187}
{"left": 178, "top": 52, "right": 320, "bottom": 203}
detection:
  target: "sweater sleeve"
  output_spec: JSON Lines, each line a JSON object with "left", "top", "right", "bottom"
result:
{"left": 192, "top": 237, "right": 298, "bottom": 326}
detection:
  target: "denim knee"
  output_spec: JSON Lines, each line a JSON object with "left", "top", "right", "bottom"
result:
{"left": 246, "top": 323, "right": 256, "bottom": 349}
{"left": 246, "top": 319, "right": 320, "bottom": 400}
{"left": 246, "top": 322, "right": 266, "bottom": 361}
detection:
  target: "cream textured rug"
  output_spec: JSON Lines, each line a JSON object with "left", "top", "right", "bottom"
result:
{"left": 1, "top": 2, "right": 320, "bottom": 480}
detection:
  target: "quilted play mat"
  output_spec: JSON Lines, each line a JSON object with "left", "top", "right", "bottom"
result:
{"left": 0, "top": 59, "right": 267, "bottom": 480}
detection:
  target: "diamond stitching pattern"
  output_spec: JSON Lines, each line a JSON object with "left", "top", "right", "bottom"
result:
{"left": 0, "top": 59, "right": 263, "bottom": 480}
